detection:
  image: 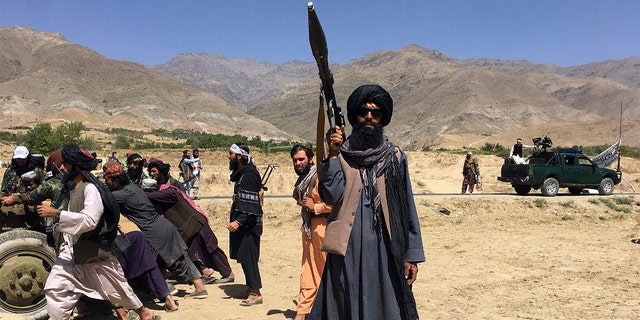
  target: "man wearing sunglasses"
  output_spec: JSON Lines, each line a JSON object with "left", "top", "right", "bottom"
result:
{"left": 311, "top": 85, "right": 425, "bottom": 320}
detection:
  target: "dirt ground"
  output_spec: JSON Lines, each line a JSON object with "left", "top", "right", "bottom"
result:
{"left": 2, "top": 150, "right": 640, "bottom": 319}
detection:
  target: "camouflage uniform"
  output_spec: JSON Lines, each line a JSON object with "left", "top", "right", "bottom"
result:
{"left": 11, "top": 177, "right": 65, "bottom": 244}
{"left": 11, "top": 177, "right": 65, "bottom": 208}
{"left": 2, "top": 166, "right": 46, "bottom": 196}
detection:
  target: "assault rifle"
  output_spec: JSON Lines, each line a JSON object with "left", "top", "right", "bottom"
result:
{"left": 308, "top": 2, "right": 345, "bottom": 132}
{"left": 260, "top": 164, "right": 277, "bottom": 192}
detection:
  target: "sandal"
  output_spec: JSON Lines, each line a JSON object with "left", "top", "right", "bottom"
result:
{"left": 164, "top": 300, "right": 179, "bottom": 312}
{"left": 213, "top": 277, "right": 235, "bottom": 284}
{"left": 202, "top": 276, "right": 217, "bottom": 285}
{"left": 127, "top": 310, "right": 140, "bottom": 320}
{"left": 239, "top": 293, "right": 263, "bottom": 306}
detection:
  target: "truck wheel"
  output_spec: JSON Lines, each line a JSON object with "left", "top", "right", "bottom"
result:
{"left": 598, "top": 178, "right": 614, "bottom": 195}
{"left": 568, "top": 187, "right": 583, "bottom": 195}
{"left": 541, "top": 178, "right": 559, "bottom": 196}
{"left": 514, "top": 185, "right": 531, "bottom": 195}
{"left": 0, "top": 230, "right": 55, "bottom": 320}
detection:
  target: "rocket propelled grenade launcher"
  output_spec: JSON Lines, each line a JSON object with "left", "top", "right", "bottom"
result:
{"left": 308, "top": 2, "right": 344, "bottom": 130}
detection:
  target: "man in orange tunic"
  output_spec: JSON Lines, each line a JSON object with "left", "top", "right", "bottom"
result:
{"left": 291, "top": 144, "right": 332, "bottom": 320}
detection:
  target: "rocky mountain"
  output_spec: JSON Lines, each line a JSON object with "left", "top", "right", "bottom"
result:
{"left": 467, "top": 57, "right": 640, "bottom": 89}
{"left": 247, "top": 45, "right": 640, "bottom": 149}
{"left": 0, "top": 27, "right": 293, "bottom": 139}
{"left": 153, "top": 53, "right": 336, "bottom": 111}
{"left": 1, "top": 27, "right": 638, "bottom": 150}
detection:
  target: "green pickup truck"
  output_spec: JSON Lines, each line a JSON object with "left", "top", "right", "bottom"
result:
{"left": 497, "top": 148, "right": 622, "bottom": 196}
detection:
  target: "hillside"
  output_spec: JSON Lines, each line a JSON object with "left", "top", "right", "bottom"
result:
{"left": 0, "top": 27, "right": 293, "bottom": 140}
{"left": 248, "top": 45, "right": 640, "bottom": 149}
{"left": 1, "top": 27, "right": 639, "bottom": 150}
{"left": 153, "top": 53, "right": 324, "bottom": 111}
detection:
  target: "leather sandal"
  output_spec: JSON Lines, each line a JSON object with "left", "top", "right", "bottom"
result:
{"left": 164, "top": 300, "right": 179, "bottom": 312}
{"left": 239, "top": 293, "right": 263, "bottom": 306}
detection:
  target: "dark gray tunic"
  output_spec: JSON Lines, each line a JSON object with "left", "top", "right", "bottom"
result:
{"left": 311, "top": 152, "right": 424, "bottom": 320}
{"left": 111, "top": 184, "right": 187, "bottom": 266}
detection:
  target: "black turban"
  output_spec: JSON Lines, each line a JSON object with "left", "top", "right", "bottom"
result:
{"left": 61, "top": 143, "right": 120, "bottom": 245}
{"left": 126, "top": 153, "right": 144, "bottom": 164}
{"left": 346, "top": 84, "right": 393, "bottom": 127}
{"left": 147, "top": 159, "right": 170, "bottom": 176}
{"left": 61, "top": 144, "right": 101, "bottom": 171}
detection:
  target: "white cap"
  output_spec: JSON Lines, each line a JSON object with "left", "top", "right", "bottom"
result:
{"left": 13, "top": 146, "right": 29, "bottom": 159}
{"left": 20, "top": 170, "right": 38, "bottom": 181}
{"left": 141, "top": 178, "right": 158, "bottom": 191}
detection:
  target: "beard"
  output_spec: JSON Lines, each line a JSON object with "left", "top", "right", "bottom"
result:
{"left": 61, "top": 167, "right": 79, "bottom": 192}
{"left": 229, "top": 158, "right": 239, "bottom": 171}
{"left": 349, "top": 121, "right": 384, "bottom": 151}
{"left": 128, "top": 167, "right": 142, "bottom": 180}
{"left": 294, "top": 161, "right": 312, "bottom": 176}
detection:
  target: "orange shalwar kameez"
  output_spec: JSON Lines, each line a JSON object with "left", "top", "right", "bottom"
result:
{"left": 297, "top": 181, "right": 331, "bottom": 316}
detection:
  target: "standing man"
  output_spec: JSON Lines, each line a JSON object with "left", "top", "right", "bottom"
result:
{"left": 35, "top": 144, "right": 157, "bottom": 320}
{"left": 189, "top": 148, "right": 203, "bottom": 200}
{"left": 310, "top": 85, "right": 424, "bottom": 320}
{"left": 227, "top": 143, "right": 264, "bottom": 306}
{"left": 461, "top": 151, "right": 480, "bottom": 194}
{"left": 509, "top": 138, "right": 537, "bottom": 161}
{"left": 291, "top": 144, "right": 331, "bottom": 320}
{"left": 178, "top": 150, "right": 194, "bottom": 196}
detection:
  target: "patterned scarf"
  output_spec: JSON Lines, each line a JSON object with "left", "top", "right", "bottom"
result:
{"left": 294, "top": 165, "right": 317, "bottom": 240}
{"left": 340, "top": 136, "right": 393, "bottom": 230}
{"left": 340, "top": 135, "right": 418, "bottom": 320}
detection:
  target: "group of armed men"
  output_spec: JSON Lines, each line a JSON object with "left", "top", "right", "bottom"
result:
{"left": 0, "top": 84, "right": 426, "bottom": 320}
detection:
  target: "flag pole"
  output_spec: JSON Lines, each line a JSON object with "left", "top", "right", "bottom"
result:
{"left": 617, "top": 101, "right": 622, "bottom": 173}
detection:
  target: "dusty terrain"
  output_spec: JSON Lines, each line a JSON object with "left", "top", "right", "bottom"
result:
{"left": 126, "top": 150, "right": 640, "bottom": 320}
{"left": 2, "top": 149, "right": 640, "bottom": 319}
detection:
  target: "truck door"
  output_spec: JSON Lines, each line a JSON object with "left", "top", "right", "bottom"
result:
{"left": 562, "top": 154, "right": 579, "bottom": 183}
{"left": 578, "top": 156, "right": 601, "bottom": 185}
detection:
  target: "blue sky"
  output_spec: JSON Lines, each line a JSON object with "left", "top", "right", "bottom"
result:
{"left": 1, "top": 0, "right": 638, "bottom": 67}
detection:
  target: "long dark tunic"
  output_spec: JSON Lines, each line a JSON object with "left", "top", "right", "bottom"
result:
{"left": 311, "top": 153, "right": 424, "bottom": 320}
{"left": 229, "top": 163, "right": 263, "bottom": 289}
{"left": 115, "top": 231, "right": 170, "bottom": 300}
{"left": 111, "top": 184, "right": 187, "bottom": 266}
{"left": 147, "top": 186, "right": 232, "bottom": 277}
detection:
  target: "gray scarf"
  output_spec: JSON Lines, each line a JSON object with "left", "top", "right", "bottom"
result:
{"left": 294, "top": 165, "right": 317, "bottom": 240}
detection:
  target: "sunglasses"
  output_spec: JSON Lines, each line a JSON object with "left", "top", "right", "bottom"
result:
{"left": 357, "top": 107, "right": 383, "bottom": 118}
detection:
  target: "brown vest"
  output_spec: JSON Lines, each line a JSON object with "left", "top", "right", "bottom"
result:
{"left": 162, "top": 187, "right": 208, "bottom": 243}
{"left": 67, "top": 181, "right": 114, "bottom": 264}
{"left": 320, "top": 154, "right": 394, "bottom": 256}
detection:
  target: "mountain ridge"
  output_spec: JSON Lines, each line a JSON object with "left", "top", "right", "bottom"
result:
{"left": 1, "top": 27, "right": 638, "bottom": 150}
